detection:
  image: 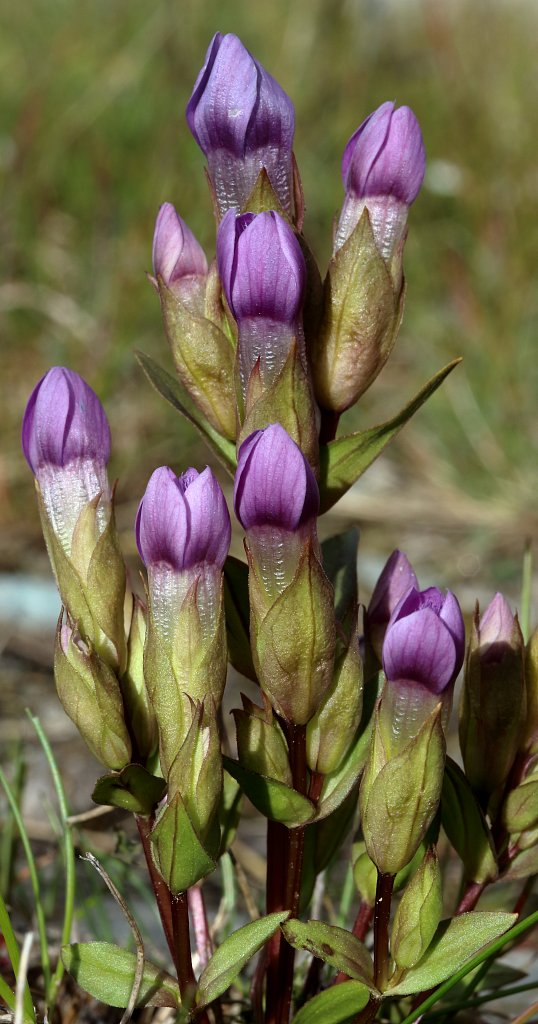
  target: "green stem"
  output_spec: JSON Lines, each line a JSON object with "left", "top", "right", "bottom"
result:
{"left": 373, "top": 872, "right": 395, "bottom": 992}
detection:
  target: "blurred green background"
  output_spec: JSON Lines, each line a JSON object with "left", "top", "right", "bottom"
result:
{"left": 2, "top": 0, "right": 537, "bottom": 599}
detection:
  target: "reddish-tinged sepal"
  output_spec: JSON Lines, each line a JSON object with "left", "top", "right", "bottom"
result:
{"left": 55, "top": 615, "right": 131, "bottom": 771}
{"left": 459, "top": 595, "right": 525, "bottom": 802}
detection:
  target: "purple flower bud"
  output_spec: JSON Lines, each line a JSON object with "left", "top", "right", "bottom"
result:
{"left": 234, "top": 424, "right": 318, "bottom": 533}
{"left": 136, "top": 466, "right": 231, "bottom": 574}
{"left": 367, "top": 550, "right": 418, "bottom": 659}
{"left": 478, "top": 592, "right": 515, "bottom": 665}
{"left": 152, "top": 203, "right": 208, "bottom": 289}
{"left": 217, "top": 210, "right": 306, "bottom": 393}
{"left": 186, "top": 33, "right": 295, "bottom": 214}
{"left": 22, "top": 367, "right": 110, "bottom": 475}
{"left": 383, "top": 587, "right": 465, "bottom": 695}
{"left": 336, "top": 102, "right": 425, "bottom": 258}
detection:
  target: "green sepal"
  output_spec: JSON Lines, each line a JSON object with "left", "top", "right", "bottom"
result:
{"left": 441, "top": 757, "right": 497, "bottom": 883}
{"left": 311, "top": 209, "right": 400, "bottom": 414}
{"left": 84, "top": 505, "right": 127, "bottom": 673}
{"left": 167, "top": 704, "right": 222, "bottom": 844}
{"left": 223, "top": 555, "right": 256, "bottom": 681}
{"left": 223, "top": 757, "right": 315, "bottom": 827}
{"left": 502, "top": 842, "right": 538, "bottom": 880}
{"left": 239, "top": 338, "right": 319, "bottom": 471}
{"left": 54, "top": 616, "right": 131, "bottom": 771}
{"left": 61, "top": 942, "right": 180, "bottom": 1008}
{"left": 320, "top": 528, "right": 359, "bottom": 623}
{"left": 307, "top": 627, "right": 363, "bottom": 776}
{"left": 391, "top": 848, "right": 442, "bottom": 969}
{"left": 136, "top": 350, "right": 237, "bottom": 476}
{"left": 37, "top": 487, "right": 97, "bottom": 648}
{"left": 122, "top": 596, "right": 158, "bottom": 762}
{"left": 92, "top": 764, "right": 166, "bottom": 814}
{"left": 360, "top": 704, "right": 445, "bottom": 875}
{"left": 281, "top": 919, "right": 377, "bottom": 992}
{"left": 196, "top": 911, "right": 289, "bottom": 1008}
{"left": 291, "top": 979, "right": 370, "bottom": 1024}
{"left": 234, "top": 705, "right": 292, "bottom": 785}
{"left": 318, "top": 358, "right": 461, "bottom": 513}
{"left": 150, "top": 791, "right": 217, "bottom": 894}
{"left": 315, "top": 718, "right": 371, "bottom": 822}
{"left": 158, "top": 278, "right": 236, "bottom": 440}
{"left": 250, "top": 540, "right": 335, "bottom": 725}
{"left": 387, "top": 912, "right": 516, "bottom": 996}
{"left": 242, "top": 167, "right": 289, "bottom": 219}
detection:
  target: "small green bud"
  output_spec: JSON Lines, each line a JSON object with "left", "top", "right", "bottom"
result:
{"left": 121, "top": 597, "right": 158, "bottom": 763}
{"left": 233, "top": 697, "right": 292, "bottom": 785}
{"left": 158, "top": 278, "right": 236, "bottom": 440}
{"left": 352, "top": 842, "right": 378, "bottom": 907}
{"left": 55, "top": 614, "right": 131, "bottom": 771}
{"left": 360, "top": 700, "right": 445, "bottom": 875}
{"left": 311, "top": 210, "right": 403, "bottom": 415}
{"left": 306, "top": 628, "right": 363, "bottom": 774}
{"left": 391, "top": 848, "right": 442, "bottom": 969}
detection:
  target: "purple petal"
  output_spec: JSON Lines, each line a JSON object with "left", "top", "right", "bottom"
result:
{"left": 368, "top": 549, "right": 418, "bottom": 627}
{"left": 152, "top": 203, "right": 207, "bottom": 284}
{"left": 383, "top": 607, "right": 457, "bottom": 694}
{"left": 182, "top": 466, "right": 231, "bottom": 569}
{"left": 440, "top": 590, "right": 466, "bottom": 674}
{"left": 342, "top": 101, "right": 425, "bottom": 205}
{"left": 479, "top": 593, "right": 514, "bottom": 647}
{"left": 22, "top": 367, "right": 110, "bottom": 474}
{"left": 234, "top": 424, "right": 319, "bottom": 531}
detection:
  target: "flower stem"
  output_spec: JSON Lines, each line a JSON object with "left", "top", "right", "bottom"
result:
{"left": 373, "top": 871, "right": 394, "bottom": 991}
{"left": 171, "top": 891, "right": 196, "bottom": 998}
{"left": 136, "top": 815, "right": 175, "bottom": 962}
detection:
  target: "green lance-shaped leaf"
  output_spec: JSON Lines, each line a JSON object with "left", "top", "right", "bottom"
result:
{"left": 92, "top": 764, "right": 166, "bottom": 815}
{"left": 239, "top": 339, "right": 319, "bottom": 471}
{"left": 223, "top": 757, "right": 315, "bottom": 827}
{"left": 360, "top": 704, "right": 445, "bottom": 875}
{"left": 441, "top": 757, "right": 497, "bottom": 883}
{"left": 318, "top": 358, "right": 461, "bottom": 513}
{"left": 223, "top": 555, "right": 256, "bottom": 681}
{"left": 307, "top": 628, "right": 363, "bottom": 776}
{"left": 391, "top": 848, "right": 442, "bottom": 969}
{"left": 387, "top": 912, "right": 516, "bottom": 996}
{"left": 281, "top": 919, "right": 377, "bottom": 992}
{"left": 503, "top": 773, "right": 538, "bottom": 834}
{"left": 61, "top": 942, "right": 180, "bottom": 1008}
{"left": 291, "top": 979, "right": 370, "bottom": 1024}
{"left": 196, "top": 911, "right": 290, "bottom": 1008}
{"left": 251, "top": 540, "right": 336, "bottom": 725}
{"left": 136, "top": 350, "right": 237, "bottom": 476}
{"left": 320, "top": 528, "right": 359, "bottom": 623}
{"left": 150, "top": 791, "right": 217, "bottom": 894}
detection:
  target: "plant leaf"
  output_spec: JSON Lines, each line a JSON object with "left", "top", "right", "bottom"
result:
{"left": 441, "top": 758, "right": 497, "bottom": 883}
{"left": 315, "top": 722, "right": 371, "bottom": 822}
{"left": 196, "top": 911, "right": 289, "bottom": 1007}
{"left": 318, "top": 359, "right": 461, "bottom": 513}
{"left": 61, "top": 942, "right": 180, "bottom": 1008}
{"left": 223, "top": 758, "right": 315, "bottom": 827}
{"left": 281, "top": 919, "right": 376, "bottom": 991}
{"left": 387, "top": 913, "right": 516, "bottom": 995}
{"left": 223, "top": 556, "right": 256, "bottom": 680}
{"left": 291, "top": 979, "right": 371, "bottom": 1024}
{"left": 321, "top": 528, "right": 359, "bottom": 622}
{"left": 92, "top": 764, "right": 166, "bottom": 815}
{"left": 136, "top": 350, "right": 237, "bottom": 475}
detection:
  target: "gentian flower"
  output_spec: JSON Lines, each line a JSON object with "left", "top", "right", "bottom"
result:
{"left": 217, "top": 210, "right": 306, "bottom": 395}
{"left": 383, "top": 586, "right": 465, "bottom": 695}
{"left": 187, "top": 32, "right": 295, "bottom": 215}
{"left": 152, "top": 203, "right": 208, "bottom": 304}
{"left": 335, "top": 101, "right": 425, "bottom": 258}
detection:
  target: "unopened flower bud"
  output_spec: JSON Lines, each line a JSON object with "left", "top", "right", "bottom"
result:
{"left": 137, "top": 465, "right": 230, "bottom": 773}
{"left": 217, "top": 210, "right": 306, "bottom": 399}
{"left": 336, "top": 101, "right": 425, "bottom": 259}
{"left": 306, "top": 629, "right": 363, "bottom": 775}
{"left": 391, "top": 848, "right": 442, "bottom": 969}
{"left": 22, "top": 367, "right": 111, "bottom": 559}
{"left": 234, "top": 425, "right": 334, "bottom": 724}
{"left": 366, "top": 550, "right": 418, "bottom": 661}
{"left": 22, "top": 368, "right": 127, "bottom": 671}
{"left": 186, "top": 32, "right": 295, "bottom": 215}
{"left": 460, "top": 594, "right": 525, "bottom": 803}
{"left": 152, "top": 202, "right": 208, "bottom": 305}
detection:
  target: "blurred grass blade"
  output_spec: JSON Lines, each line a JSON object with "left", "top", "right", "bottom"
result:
{"left": 520, "top": 542, "right": 533, "bottom": 643}
{"left": 0, "top": 766, "right": 50, "bottom": 998}
{"left": 14, "top": 932, "right": 34, "bottom": 1024}
{"left": 0, "top": 892, "right": 35, "bottom": 1022}
{"left": 0, "top": 744, "right": 25, "bottom": 900}
{"left": 27, "top": 712, "right": 76, "bottom": 1011}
